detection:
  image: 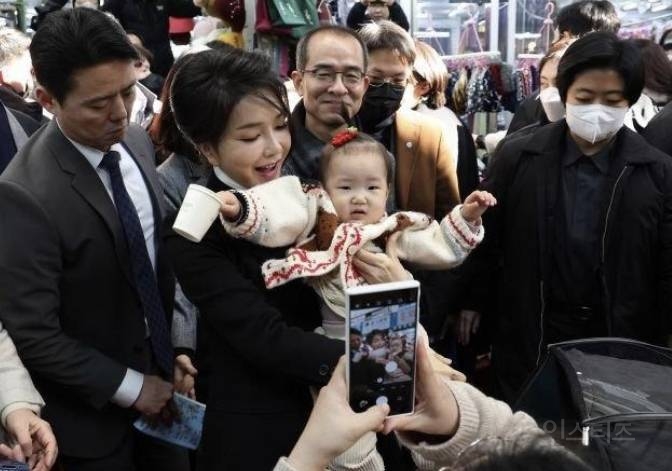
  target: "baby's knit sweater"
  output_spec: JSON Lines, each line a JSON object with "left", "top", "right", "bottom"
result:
{"left": 221, "top": 176, "right": 484, "bottom": 319}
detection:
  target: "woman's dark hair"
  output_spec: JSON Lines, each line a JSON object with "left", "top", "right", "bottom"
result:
{"left": 149, "top": 53, "right": 200, "bottom": 161}
{"left": 170, "top": 48, "right": 289, "bottom": 152}
{"left": 555, "top": 0, "right": 621, "bottom": 37}
{"left": 631, "top": 39, "right": 672, "bottom": 100}
{"left": 556, "top": 32, "right": 643, "bottom": 106}
{"left": 30, "top": 8, "right": 138, "bottom": 103}
{"left": 412, "top": 40, "right": 447, "bottom": 109}
{"left": 320, "top": 132, "right": 394, "bottom": 187}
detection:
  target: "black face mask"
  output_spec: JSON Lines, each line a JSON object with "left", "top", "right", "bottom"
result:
{"left": 358, "top": 83, "right": 405, "bottom": 133}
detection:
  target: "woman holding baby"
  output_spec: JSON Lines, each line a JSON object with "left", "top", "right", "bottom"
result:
{"left": 166, "top": 47, "right": 493, "bottom": 470}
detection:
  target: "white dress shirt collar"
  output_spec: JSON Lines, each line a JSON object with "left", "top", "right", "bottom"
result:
{"left": 213, "top": 166, "right": 246, "bottom": 190}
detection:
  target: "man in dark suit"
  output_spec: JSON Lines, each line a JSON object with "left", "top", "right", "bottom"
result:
{"left": 0, "top": 9, "right": 188, "bottom": 471}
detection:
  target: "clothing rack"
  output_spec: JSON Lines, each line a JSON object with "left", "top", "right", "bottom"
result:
{"left": 442, "top": 51, "right": 501, "bottom": 70}
{"left": 516, "top": 53, "right": 544, "bottom": 60}
{"left": 458, "top": 6, "right": 483, "bottom": 53}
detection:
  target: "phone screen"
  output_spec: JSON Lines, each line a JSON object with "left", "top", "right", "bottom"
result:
{"left": 347, "top": 284, "right": 419, "bottom": 416}
{"left": 0, "top": 459, "right": 29, "bottom": 471}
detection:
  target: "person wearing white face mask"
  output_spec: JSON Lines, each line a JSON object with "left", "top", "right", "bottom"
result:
{"left": 506, "top": 0, "right": 621, "bottom": 135}
{"left": 455, "top": 31, "right": 672, "bottom": 404}
{"left": 485, "top": 38, "right": 574, "bottom": 166}
{"left": 536, "top": 39, "right": 574, "bottom": 124}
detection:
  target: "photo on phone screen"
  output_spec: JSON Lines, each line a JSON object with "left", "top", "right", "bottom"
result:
{"left": 346, "top": 281, "right": 420, "bottom": 416}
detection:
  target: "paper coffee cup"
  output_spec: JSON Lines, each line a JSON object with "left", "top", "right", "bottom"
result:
{"left": 173, "top": 184, "right": 222, "bottom": 243}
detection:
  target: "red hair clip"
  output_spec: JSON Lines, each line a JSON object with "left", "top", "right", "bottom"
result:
{"left": 331, "top": 127, "right": 359, "bottom": 147}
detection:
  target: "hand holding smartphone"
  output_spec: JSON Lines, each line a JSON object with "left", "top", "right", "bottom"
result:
{"left": 345, "top": 280, "right": 420, "bottom": 417}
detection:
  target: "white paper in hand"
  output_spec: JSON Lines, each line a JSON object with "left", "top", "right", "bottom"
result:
{"left": 133, "top": 393, "right": 206, "bottom": 450}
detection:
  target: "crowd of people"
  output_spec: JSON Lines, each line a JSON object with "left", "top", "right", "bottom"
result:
{"left": 0, "top": 0, "right": 670, "bottom": 470}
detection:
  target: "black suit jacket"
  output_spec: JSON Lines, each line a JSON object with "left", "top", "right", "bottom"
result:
{"left": 166, "top": 171, "right": 343, "bottom": 469}
{"left": 0, "top": 121, "right": 175, "bottom": 458}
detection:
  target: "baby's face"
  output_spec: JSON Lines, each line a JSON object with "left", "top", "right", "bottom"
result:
{"left": 324, "top": 152, "right": 388, "bottom": 224}
{"left": 371, "top": 334, "right": 386, "bottom": 350}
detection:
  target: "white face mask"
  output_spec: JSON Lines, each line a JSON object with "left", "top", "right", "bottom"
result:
{"left": 539, "top": 87, "right": 565, "bottom": 122}
{"left": 565, "top": 103, "right": 628, "bottom": 144}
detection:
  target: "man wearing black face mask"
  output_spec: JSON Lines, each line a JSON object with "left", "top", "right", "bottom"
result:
{"left": 354, "top": 21, "right": 466, "bottom": 376}
{"left": 286, "top": 23, "right": 460, "bottom": 222}
{"left": 356, "top": 20, "right": 460, "bottom": 220}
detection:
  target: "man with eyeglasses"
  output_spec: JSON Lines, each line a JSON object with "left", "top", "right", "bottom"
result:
{"left": 286, "top": 25, "right": 370, "bottom": 181}
{"left": 286, "top": 22, "right": 460, "bottom": 221}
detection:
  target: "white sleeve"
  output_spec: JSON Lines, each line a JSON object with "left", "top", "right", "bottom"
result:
{"left": 219, "top": 176, "right": 328, "bottom": 248}
{"left": 394, "top": 206, "right": 485, "bottom": 270}
{"left": 110, "top": 368, "right": 143, "bottom": 408}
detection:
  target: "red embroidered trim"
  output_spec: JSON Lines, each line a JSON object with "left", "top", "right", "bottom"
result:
{"left": 448, "top": 211, "right": 476, "bottom": 248}
{"left": 264, "top": 224, "right": 364, "bottom": 287}
{"left": 239, "top": 193, "right": 259, "bottom": 238}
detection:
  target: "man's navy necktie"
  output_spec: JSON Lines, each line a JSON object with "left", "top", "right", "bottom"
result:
{"left": 100, "top": 150, "right": 173, "bottom": 376}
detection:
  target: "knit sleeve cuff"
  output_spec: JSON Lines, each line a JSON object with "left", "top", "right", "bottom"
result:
{"left": 443, "top": 206, "right": 485, "bottom": 251}
{"left": 219, "top": 190, "right": 261, "bottom": 240}
{"left": 396, "top": 381, "right": 482, "bottom": 465}
{"left": 331, "top": 431, "right": 384, "bottom": 471}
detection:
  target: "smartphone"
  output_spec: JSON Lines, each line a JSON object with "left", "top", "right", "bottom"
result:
{"left": 0, "top": 459, "right": 28, "bottom": 471}
{"left": 345, "top": 280, "right": 420, "bottom": 417}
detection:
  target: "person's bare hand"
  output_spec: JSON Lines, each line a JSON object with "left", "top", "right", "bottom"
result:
{"left": 383, "top": 330, "right": 460, "bottom": 438}
{"left": 3, "top": 409, "right": 58, "bottom": 471}
{"left": 174, "top": 354, "right": 197, "bottom": 399}
{"left": 457, "top": 309, "right": 481, "bottom": 346}
{"left": 216, "top": 191, "right": 242, "bottom": 221}
{"left": 460, "top": 191, "right": 497, "bottom": 224}
{"left": 287, "top": 357, "right": 389, "bottom": 471}
{"left": 428, "top": 347, "right": 467, "bottom": 382}
{"left": 133, "top": 375, "right": 173, "bottom": 416}
{"left": 353, "top": 232, "right": 410, "bottom": 284}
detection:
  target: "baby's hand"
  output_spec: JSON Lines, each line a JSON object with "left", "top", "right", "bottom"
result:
{"left": 217, "top": 191, "right": 242, "bottom": 221}
{"left": 461, "top": 190, "right": 497, "bottom": 223}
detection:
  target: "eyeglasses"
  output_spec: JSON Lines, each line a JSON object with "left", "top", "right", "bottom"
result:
{"left": 367, "top": 76, "right": 408, "bottom": 91}
{"left": 302, "top": 68, "right": 365, "bottom": 86}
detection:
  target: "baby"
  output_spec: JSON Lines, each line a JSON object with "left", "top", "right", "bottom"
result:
{"left": 216, "top": 129, "right": 496, "bottom": 339}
